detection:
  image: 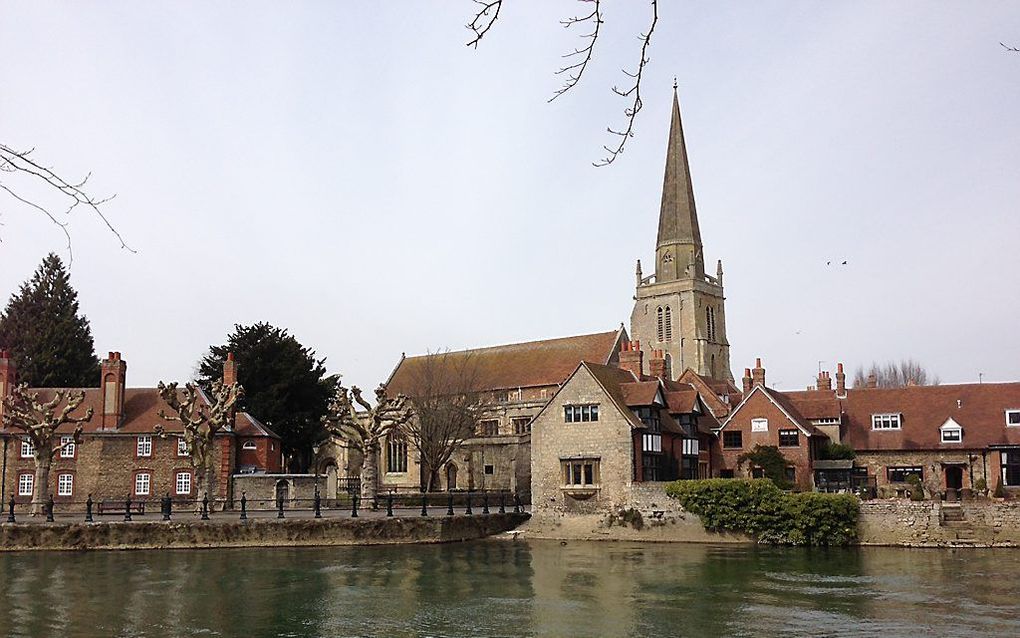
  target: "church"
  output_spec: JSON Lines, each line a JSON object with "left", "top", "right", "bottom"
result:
{"left": 334, "top": 88, "right": 740, "bottom": 500}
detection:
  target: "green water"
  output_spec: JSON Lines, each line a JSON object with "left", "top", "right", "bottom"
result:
{"left": 0, "top": 540, "right": 1017, "bottom": 637}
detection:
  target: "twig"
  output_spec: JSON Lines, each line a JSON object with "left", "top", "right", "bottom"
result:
{"left": 466, "top": 0, "right": 503, "bottom": 48}
{"left": 549, "top": 0, "right": 603, "bottom": 103}
{"left": 594, "top": 0, "right": 658, "bottom": 167}
{"left": 1002, "top": 42, "right": 1020, "bottom": 53}
{"left": 0, "top": 142, "right": 134, "bottom": 263}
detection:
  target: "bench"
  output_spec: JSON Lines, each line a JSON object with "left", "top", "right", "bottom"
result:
{"left": 96, "top": 500, "right": 146, "bottom": 516}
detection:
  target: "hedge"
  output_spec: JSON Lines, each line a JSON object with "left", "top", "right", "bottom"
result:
{"left": 665, "top": 478, "right": 859, "bottom": 546}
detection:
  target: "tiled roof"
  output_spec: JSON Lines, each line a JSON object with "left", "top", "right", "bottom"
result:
{"left": 235, "top": 412, "right": 281, "bottom": 439}
{"left": 783, "top": 390, "right": 843, "bottom": 420}
{"left": 620, "top": 381, "right": 661, "bottom": 407}
{"left": 840, "top": 383, "right": 1020, "bottom": 451}
{"left": 386, "top": 329, "right": 624, "bottom": 395}
{"left": 664, "top": 389, "right": 699, "bottom": 414}
{"left": 674, "top": 369, "right": 737, "bottom": 418}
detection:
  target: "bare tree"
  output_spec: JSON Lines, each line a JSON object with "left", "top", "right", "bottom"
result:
{"left": 465, "top": 0, "right": 660, "bottom": 166}
{"left": 398, "top": 351, "right": 482, "bottom": 492}
{"left": 156, "top": 379, "right": 243, "bottom": 500}
{"left": 1, "top": 384, "right": 93, "bottom": 514}
{"left": 852, "top": 360, "right": 941, "bottom": 389}
{"left": 0, "top": 143, "right": 132, "bottom": 262}
{"left": 321, "top": 384, "right": 414, "bottom": 507}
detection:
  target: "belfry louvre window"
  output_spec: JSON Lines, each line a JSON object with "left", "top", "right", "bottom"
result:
{"left": 564, "top": 404, "right": 599, "bottom": 423}
{"left": 664, "top": 306, "right": 673, "bottom": 341}
{"left": 561, "top": 459, "right": 600, "bottom": 486}
{"left": 657, "top": 307, "right": 665, "bottom": 342}
{"left": 387, "top": 435, "right": 408, "bottom": 473}
{"left": 872, "top": 414, "right": 902, "bottom": 430}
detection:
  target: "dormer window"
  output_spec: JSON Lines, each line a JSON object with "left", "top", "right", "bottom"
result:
{"left": 872, "top": 414, "right": 902, "bottom": 430}
{"left": 940, "top": 418, "right": 963, "bottom": 443}
{"left": 1007, "top": 410, "right": 1020, "bottom": 427}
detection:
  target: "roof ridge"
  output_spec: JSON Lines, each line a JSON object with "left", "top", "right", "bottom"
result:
{"left": 398, "top": 329, "right": 621, "bottom": 360}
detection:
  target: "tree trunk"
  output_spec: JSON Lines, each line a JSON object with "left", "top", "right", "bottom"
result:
{"left": 33, "top": 453, "right": 52, "bottom": 516}
{"left": 361, "top": 441, "right": 379, "bottom": 508}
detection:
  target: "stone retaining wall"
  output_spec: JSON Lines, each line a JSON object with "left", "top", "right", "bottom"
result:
{"left": 858, "top": 500, "right": 1020, "bottom": 547}
{"left": 0, "top": 513, "right": 530, "bottom": 552}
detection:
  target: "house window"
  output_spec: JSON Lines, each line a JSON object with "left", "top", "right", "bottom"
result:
{"left": 18, "top": 473, "right": 33, "bottom": 496}
{"left": 20, "top": 439, "right": 34, "bottom": 458}
{"left": 386, "top": 435, "right": 408, "bottom": 473}
{"left": 242, "top": 440, "right": 258, "bottom": 451}
{"left": 564, "top": 404, "right": 599, "bottom": 423}
{"left": 940, "top": 427, "right": 962, "bottom": 443}
{"left": 479, "top": 420, "right": 499, "bottom": 437}
{"left": 1007, "top": 410, "right": 1020, "bottom": 427}
{"left": 723, "top": 431, "right": 743, "bottom": 448}
{"left": 719, "top": 469, "right": 735, "bottom": 479}
{"left": 779, "top": 429, "right": 800, "bottom": 447}
{"left": 642, "top": 433, "right": 662, "bottom": 453}
{"left": 60, "top": 435, "right": 76, "bottom": 458}
{"left": 484, "top": 464, "right": 494, "bottom": 475}
{"left": 784, "top": 466, "right": 796, "bottom": 484}
{"left": 178, "top": 438, "right": 190, "bottom": 456}
{"left": 134, "top": 472, "right": 151, "bottom": 496}
{"left": 751, "top": 418, "right": 768, "bottom": 433}
{"left": 872, "top": 414, "right": 902, "bottom": 430}
{"left": 561, "top": 459, "right": 600, "bottom": 487}
{"left": 682, "top": 437, "right": 699, "bottom": 456}
{"left": 887, "top": 466, "right": 923, "bottom": 483}
{"left": 512, "top": 417, "right": 531, "bottom": 434}
{"left": 175, "top": 471, "right": 192, "bottom": 496}
{"left": 1002, "top": 451, "right": 1020, "bottom": 487}
{"left": 136, "top": 435, "right": 152, "bottom": 457}
{"left": 57, "top": 473, "right": 74, "bottom": 497}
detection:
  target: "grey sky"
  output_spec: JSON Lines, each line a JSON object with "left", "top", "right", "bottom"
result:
{"left": 2, "top": 2, "right": 1018, "bottom": 391}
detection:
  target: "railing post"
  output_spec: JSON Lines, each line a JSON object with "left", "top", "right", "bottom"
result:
{"left": 162, "top": 493, "right": 172, "bottom": 521}
{"left": 465, "top": 492, "right": 473, "bottom": 516}
{"left": 45, "top": 494, "right": 54, "bottom": 522}
{"left": 499, "top": 492, "right": 506, "bottom": 514}
{"left": 277, "top": 495, "right": 285, "bottom": 519}
{"left": 201, "top": 493, "right": 210, "bottom": 520}
{"left": 314, "top": 486, "right": 322, "bottom": 519}
{"left": 386, "top": 493, "right": 393, "bottom": 517}
{"left": 447, "top": 492, "right": 454, "bottom": 516}
{"left": 124, "top": 497, "right": 133, "bottom": 522}
{"left": 351, "top": 493, "right": 359, "bottom": 518}
{"left": 85, "top": 494, "right": 93, "bottom": 523}
{"left": 482, "top": 492, "right": 489, "bottom": 515}
{"left": 420, "top": 493, "right": 428, "bottom": 517}
{"left": 6, "top": 495, "right": 13, "bottom": 523}
{"left": 513, "top": 493, "right": 521, "bottom": 514}
{"left": 240, "top": 491, "right": 247, "bottom": 521}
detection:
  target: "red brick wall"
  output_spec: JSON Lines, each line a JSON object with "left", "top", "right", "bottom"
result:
{"left": 236, "top": 437, "right": 282, "bottom": 473}
{"left": 715, "top": 391, "right": 814, "bottom": 490}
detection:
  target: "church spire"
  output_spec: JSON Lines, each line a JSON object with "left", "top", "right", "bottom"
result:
{"left": 655, "top": 87, "right": 703, "bottom": 280}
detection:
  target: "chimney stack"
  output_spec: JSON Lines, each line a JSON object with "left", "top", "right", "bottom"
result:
{"left": 648, "top": 349, "right": 667, "bottom": 380}
{"left": 751, "top": 358, "right": 766, "bottom": 388}
{"left": 0, "top": 350, "right": 16, "bottom": 420}
{"left": 619, "top": 341, "right": 644, "bottom": 379}
{"left": 835, "top": 363, "right": 846, "bottom": 396}
{"left": 741, "top": 368, "right": 752, "bottom": 394}
{"left": 817, "top": 370, "right": 832, "bottom": 392}
{"left": 866, "top": 373, "right": 878, "bottom": 389}
{"left": 223, "top": 352, "right": 238, "bottom": 387}
{"left": 100, "top": 351, "right": 127, "bottom": 430}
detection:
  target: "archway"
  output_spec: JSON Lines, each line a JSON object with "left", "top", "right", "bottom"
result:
{"left": 275, "top": 479, "right": 290, "bottom": 507}
{"left": 446, "top": 463, "right": 458, "bottom": 490}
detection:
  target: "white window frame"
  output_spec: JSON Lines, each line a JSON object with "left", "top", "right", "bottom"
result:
{"left": 564, "top": 404, "right": 599, "bottom": 423}
{"left": 136, "top": 435, "right": 152, "bottom": 457}
{"left": 134, "top": 472, "right": 151, "bottom": 496}
{"left": 940, "top": 426, "right": 963, "bottom": 443}
{"left": 60, "top": 435, "right": 75, "bottom": 458}
{"left": 872, "top": 413, "right": 902, "bottom": 430}
{"left": 57, "top": 473, "right": 74, "bottom": 497}
{"left": 241, "top": 440, "right": 257, "bottom": 450}
{"left": 561, "top": 459, "right": 600, "bottom": 487}
{"left": 177, "top": 438, "right": 190, "bottom": 456}
{"left": 642, "top": 432, "right": 662, "bottom": 453}
{"left": 20, "top": 438, "right": 34, "bottom": 458}
{"left": 1006, "top": 410, "right": 1020, "bottom": 427}
{"left": 18, "top": 473, "right": 33, "bottom": 497}
{"left": 751, "top": 418, "right": 769, "bottom": 433}
{"left": 175, "top": 471, "right": 192, "bottom": 496}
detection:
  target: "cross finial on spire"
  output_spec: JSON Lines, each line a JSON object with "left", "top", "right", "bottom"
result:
{"left": 673, "top": 77, "right": 678, "bottom": 90}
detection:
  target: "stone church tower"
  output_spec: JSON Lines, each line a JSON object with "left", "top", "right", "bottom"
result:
{"left": 630, "top": 89, "right": 733, "bottom": 382}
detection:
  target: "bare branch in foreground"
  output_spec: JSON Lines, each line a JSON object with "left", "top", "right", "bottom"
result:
{"left": 549, "top": 0, "right": 603, "bottom": 103}
{"left": 1002, "top": 42, "right": 1020, "bottom": 53}
{"left": 466, "top": 0, "right": 503, "bottom": 48}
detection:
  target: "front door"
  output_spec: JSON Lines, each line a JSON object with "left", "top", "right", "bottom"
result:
{"left": 945, "top": 466, "right": 964, "bottom": 499}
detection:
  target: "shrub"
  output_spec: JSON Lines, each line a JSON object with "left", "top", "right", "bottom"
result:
{"left": 974, "top": 477, "right": 987, "bottom": 493}
{"left": 737, "top": 445, "right": 792, "bottom": 489}
{"left": 906, "top": 474, "right": 924, "bottom": 501}
{"left": 994, "top": 479, "right": 1007, "bottom": 499}
{"left": 665, "top": 478, "right": 859, "bottom": 546}
{"left": 819, "top": 442, "right": 856, "bottom": 460}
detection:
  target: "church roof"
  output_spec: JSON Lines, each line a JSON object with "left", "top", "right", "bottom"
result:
{"left": 385, "top": 329, "right": 625, "bottom": 395}
{"left": 656, "top": 89, "right": 702, "bottom": 251}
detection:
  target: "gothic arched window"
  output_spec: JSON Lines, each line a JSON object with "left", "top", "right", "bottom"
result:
{"left": 656, "top": 306, "right": 664, "bottom": 342}
{"left": 386, "top": 434, "right": 408, "bottom": 474}
{"left": 706, "top": 307, "right": 717, "bottom": 342}
{"left": 664, "top": 306, "right": 673, "bottom": 341}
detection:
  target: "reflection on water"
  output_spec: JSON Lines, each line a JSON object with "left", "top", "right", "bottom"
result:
{"left": 0, "top": 541, "right": 1017, "bottom": 637}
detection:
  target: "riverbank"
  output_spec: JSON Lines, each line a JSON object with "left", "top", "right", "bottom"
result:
{"left": 0, "top": 512, "right": 530, "bottom": 551}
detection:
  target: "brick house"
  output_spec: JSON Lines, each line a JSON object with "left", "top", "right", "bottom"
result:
{"left": 531, "top": 343, "right": 719, "bottom": 516}
{"left": 0, "top": 350, "right": 281, "bottom": 508}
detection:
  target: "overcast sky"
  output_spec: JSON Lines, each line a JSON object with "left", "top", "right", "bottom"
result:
{"left": 2, "top": 2, "right": 1019, "bottom": 392}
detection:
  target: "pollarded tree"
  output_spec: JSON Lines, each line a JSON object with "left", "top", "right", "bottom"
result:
{"left": 1, "top": 384, "right": 93, "bottom": 514}
{"left": 322, "top": 384, "right": 414, "bottom": 507}
{"left": 0, "top": 253, "right": 101, "bottom": 387}
{"left": 156, "top": 379, "right": 243, "bottom": 500}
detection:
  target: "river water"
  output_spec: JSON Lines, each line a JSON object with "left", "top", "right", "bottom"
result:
{"left": 0, "top": 540, "right": 1017, "bottom": 637}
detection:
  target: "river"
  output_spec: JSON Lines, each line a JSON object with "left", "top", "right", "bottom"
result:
{"left": 0, "top": 540, "right": 1017, "bottom": 637}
